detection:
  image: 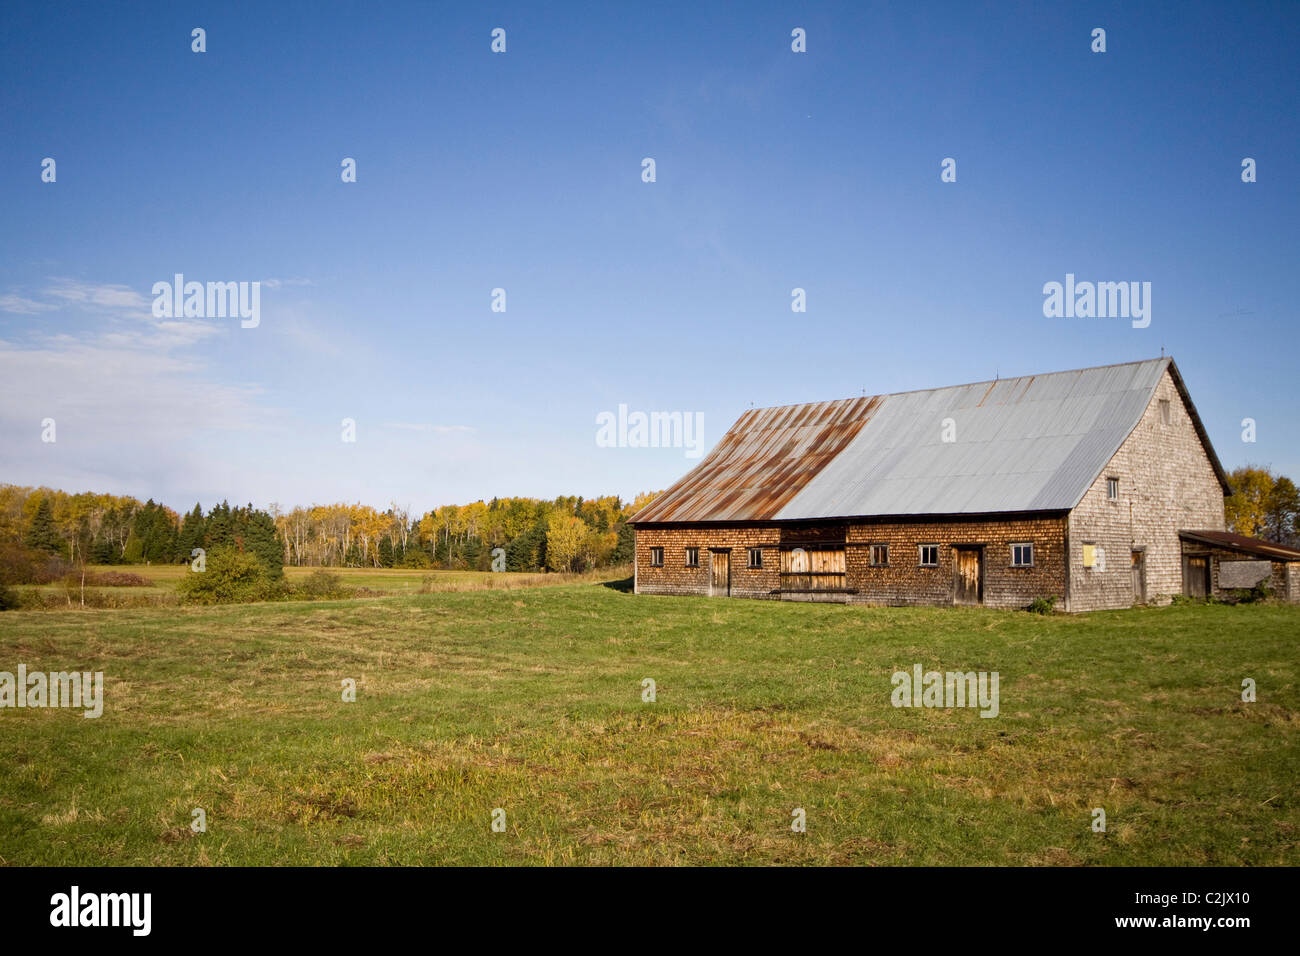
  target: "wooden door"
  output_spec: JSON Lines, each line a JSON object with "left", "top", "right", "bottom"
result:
{"left": 954, "top": 547, "right": 983, "bottom": 605}
{"left": 710, "top": 550, "right": 730, "bottom": 597}
{"left": 1131, "top": 550, "right": 1146, "bottom": 604}
{"left": 1183, "top": 555, "right": 1209, "bottom": 598}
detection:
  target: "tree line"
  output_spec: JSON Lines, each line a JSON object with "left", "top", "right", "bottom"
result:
{"left": 1223, "top": 466, "right": 1299, "bottom": 547}
{"left": 0, "top": 485, "right": 660, "bottom": 575}
{"left": 5, "top": 465, "right": 1293, "bottom": 579}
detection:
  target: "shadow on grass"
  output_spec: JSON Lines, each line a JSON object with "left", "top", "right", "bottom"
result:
{"left": 600, "top": 576, "right": 634, "bottom": 593}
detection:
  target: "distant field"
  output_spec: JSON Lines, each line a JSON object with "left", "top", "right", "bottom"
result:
{"left": 0, "top": 585, "right": 1296, "bottom": 866}
{"left": 18, "top": 563, "right": 622, "bottom": 602}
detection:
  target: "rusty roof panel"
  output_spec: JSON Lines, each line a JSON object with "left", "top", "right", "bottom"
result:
{"left": 628, "top": 396, "right": 883, "bottom": 523}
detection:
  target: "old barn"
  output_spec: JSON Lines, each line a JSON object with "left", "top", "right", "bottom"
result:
{"left": 629, "top": 357, "right": 1300, "bottom": 611}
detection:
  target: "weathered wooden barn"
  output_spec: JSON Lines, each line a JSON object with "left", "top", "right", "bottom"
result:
{"left": 629, "top": 357, "right": 1297, "bottom": 611}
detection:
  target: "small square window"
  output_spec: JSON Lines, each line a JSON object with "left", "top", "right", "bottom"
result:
{"left": 869, "top": 543, "right": 889, "bottom": 567}
{"left": 1011, "top": 543, "right": 1034, "bottom": 567}
{"left": 685, "top": 547, "right": 699, "bottom": 567}
{"left": 918, "top": 544, "right": 939, "bottom": 567}
{"left": 1107, "top": 477, "right": 1119, "bottom": 500}
{"left": 649, "top": 547, "right": 663, "bottom": 567}
{"left": 1159, "top": 399, "right": 1171, "bottom": 425}
{"left": 747, "top": 547, "right": 762, "bottom": 569}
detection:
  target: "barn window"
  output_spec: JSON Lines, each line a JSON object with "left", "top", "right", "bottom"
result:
{"left": 918, "top": 544, "right": 939, "bottom": 567}
{"left": 650, "top": 547, "right": 663, "bottom": 567}
{"left": 870, "top": 544, "right": 889, "bottom": 567}
{"left": 747, "top": 548, "right": 762, "bottom": 569}
{"left": 1159, "top": 399, "right": 1171, "bottom": 425}
{"left": 685, "top": 547, "right": 699, "bottom": 567}
{"left": 1107, "top": 477, "right": 1119, "bottom": 500}
{"left": 1011, "top": 543, "right": 1034, "bottom": 567}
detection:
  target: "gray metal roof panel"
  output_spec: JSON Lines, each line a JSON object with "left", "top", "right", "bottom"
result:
{"left": 774, "top": 358, "right": 1169, "bottom": 518}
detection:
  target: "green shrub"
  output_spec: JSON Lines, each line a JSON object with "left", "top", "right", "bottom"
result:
{"left": 1026, "top": 596, "right": 1057, "bottom": 615}
{"left": 1223, "top": 582, "right": 1272, "bottom": 605}
{"left": 176, "top": 547, "right": 283, "bottom": 605}
{"left": 295, "top": 570, "right": 353, "bottom": 601}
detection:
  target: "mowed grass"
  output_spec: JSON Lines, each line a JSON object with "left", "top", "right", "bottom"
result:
{"left": 0, "top": 583, "right": 1296, "bottom": 866}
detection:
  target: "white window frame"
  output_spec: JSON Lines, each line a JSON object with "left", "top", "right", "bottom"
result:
{"left": 918, "top": 544, "right": 939, "bottom": 567}
{"left": 1011, "top": 542, "right": 1034, "bottom": 567}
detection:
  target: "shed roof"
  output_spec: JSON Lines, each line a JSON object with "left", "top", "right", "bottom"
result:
{"left": 1179, "top": 530, "right": 1300, "bottom": 561}
{"left": 630, "top": 357, "right": 1230, "bottom": 525}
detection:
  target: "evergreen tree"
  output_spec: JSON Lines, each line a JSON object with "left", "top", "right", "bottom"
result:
{"left": 24, "top": 498, "right": 62, "bottom": 554}
{"left": 177, "top": 504, "right": 206, "bottom": 564}
{"left": 205, "top": 501, "right": 233, "bottom": 549}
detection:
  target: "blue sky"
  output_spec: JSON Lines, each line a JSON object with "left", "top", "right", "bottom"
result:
{"left": 1, "top": 0, "right": 1297, "bottom": 514}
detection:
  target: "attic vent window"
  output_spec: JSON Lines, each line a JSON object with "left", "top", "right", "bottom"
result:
{"left": 1159, "top": 399, "right": 1171, "bottom": 425}
{"left": 1107, "top": 477, "right": 1120, "bottom": 500}
{"left": 685, "top": 547, "right": 699, "bottom": 567}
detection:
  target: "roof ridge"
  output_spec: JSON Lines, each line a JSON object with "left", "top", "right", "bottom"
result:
{"left": 747, "top": 356, "right": 1168, "bottom": 414}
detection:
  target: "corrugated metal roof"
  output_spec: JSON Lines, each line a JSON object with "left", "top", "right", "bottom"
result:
{"left": 630, "top": 358, "right": 1225, "bottom": 524}
{"left": 627, "top": 396, "right": 881, "bottom": 523}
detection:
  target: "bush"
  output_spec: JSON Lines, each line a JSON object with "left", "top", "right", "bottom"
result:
{"left": 0, "top": 543, "right": 67, "bottom": 586}
{"left": 176, "top": 547, "right": 283, "bottom": 605}
{"left": 1026, "top": 595, "right": 1057, "bottom": 614}
{"left": 295, "top": 570, "right": 353, "bottom": 601}
{"left": 1223, "top": 582, "right": 1272, "bottom": 605}
{"left": 89, "top": 571, "right": 152, "bottom": 587}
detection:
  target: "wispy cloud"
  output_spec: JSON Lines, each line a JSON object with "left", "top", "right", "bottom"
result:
{"left": 383, "top": 422, "right": 475, "bottom": 434}
{"left": 0, "top": 294, "right": 59, "bottom": 315}
{"left": 42, "top": 278, "right": 150, "bottom": 311}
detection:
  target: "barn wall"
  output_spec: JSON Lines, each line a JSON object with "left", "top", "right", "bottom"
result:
{"left": 635, "top": 515, "right": 1067, "bottom": 608}
{"left": 633, "top": 525, "right": 782, "bottom": 598}
{"left": 844, "top": 516, "right": 1066, "bottom": 609}
{"left": 1068, "top": 368, "right": 1226, "bottom": 611}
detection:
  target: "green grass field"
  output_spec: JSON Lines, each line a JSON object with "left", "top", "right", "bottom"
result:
{"left": 0, "top": 580, "right": 1296, "bottom": 866}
